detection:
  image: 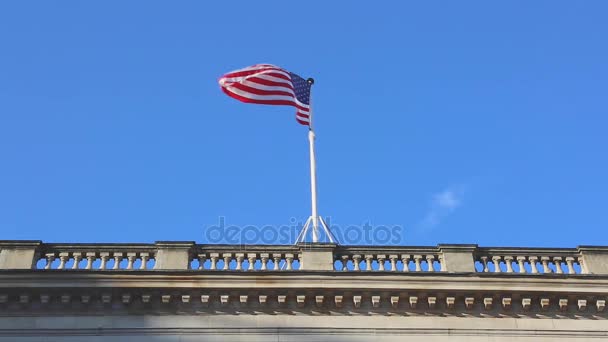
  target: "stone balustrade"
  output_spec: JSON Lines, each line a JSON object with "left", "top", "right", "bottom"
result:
{"left": 474, "top": 247, "right": 584, "bottom": 274}
{"left": 334, "top": 246, "right": 443, "bottom": 272}
{"left": 1, "top": 241, "right": 608, "bottom": 274}
{"left": 191, "top": 245, "right": 301, "bottom": 270}
{"left": 35, "top": 243, "right": 157, "bottom": 270}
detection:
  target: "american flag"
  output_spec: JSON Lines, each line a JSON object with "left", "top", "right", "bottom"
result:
{"left": 218, "top": 64, "right": 312, "bottom": 126}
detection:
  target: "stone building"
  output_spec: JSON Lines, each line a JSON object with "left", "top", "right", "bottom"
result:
{"left": 0, "top": 240, "right": 607, "bottom": 341}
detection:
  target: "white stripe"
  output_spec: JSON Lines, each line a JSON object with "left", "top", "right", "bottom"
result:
{"left": 225, "top": 86, "right": 309, "bottom": 111}
{"left": 219, "top": 70, "right": 292, "bottom": 86}
{"left": 294, "top": 99, "right": 309, "bottom": 110}
{"left": 224, "top": 86, "right": 298, "bottom": 103}
{"left": 239, "top": 80, "right": 295, "bottom": 96}
{"left": 296, "top": 115, "right": 310, "bottom": 123}
{"left": 251, "top": 74, "right": 293, "bottom": 86}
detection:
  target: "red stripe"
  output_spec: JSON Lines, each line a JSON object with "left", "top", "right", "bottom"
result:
{"left": 296, "top": 117, "right": 310, "bottom": 126}
{"left": 261, "top": 72, "right": 291, "bottom": 81}
{"left": 229, "top": 83, "right": 294, "bottom": 97}
{"left": 295, "top": 103, "right": 309, "bottom": 111}
{"left": 221, "top": 85, "right": 309, "bottom": 111}
{"left": 247, "top": 76, "right": 294, "bottom": 90}
{"left": 294, "top": 105, "right": 309, "bottom": 112}
{"left": 221, "top": 87, "right": 300, "bottom": 107}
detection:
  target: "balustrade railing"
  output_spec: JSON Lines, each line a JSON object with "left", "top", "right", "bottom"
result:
{"left": 0, "top": 241, "right": 606, "bottom": 274}
{"left": 474, "top": 248, "right": 584, "bottom": 274}
{"left": 35, "top": 243, "right": 156, "bottom": 270}
{"left": 191, "top": 245, "right": 300, "bottom": 271}
{"left": 334, "top": 246, "right": 443, "bottom": 272}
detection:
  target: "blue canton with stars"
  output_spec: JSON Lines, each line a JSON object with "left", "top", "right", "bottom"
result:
{"left": 290, "top": 72, "right": 311, "bottom": 105}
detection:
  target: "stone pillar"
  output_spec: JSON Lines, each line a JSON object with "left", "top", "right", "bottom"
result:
{"left": 578, "top": 246, "right": 608, "bottom": 274}
{"left": 298, "top": 243, "right": 336, "bottom": 271}
{"left": 0, "top": 240, "right": 42, "bottom": 269}
{"left": 438, "top": 244, "right": 478, "bottom": 273}
{"left": 154, "top": 241, "right": 195, "bottom": 270}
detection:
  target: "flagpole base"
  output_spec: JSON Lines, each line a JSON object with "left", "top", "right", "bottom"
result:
{"left": 295, "top": 216, "right": 337, "bottom": 244}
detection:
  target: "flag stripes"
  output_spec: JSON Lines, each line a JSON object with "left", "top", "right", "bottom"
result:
{"left": 219, "top": 64, "right": 312, "bottom": 126}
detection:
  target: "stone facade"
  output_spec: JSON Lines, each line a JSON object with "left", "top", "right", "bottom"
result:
{"left": 0, "top": 241, "right": 607, "bottom": 341}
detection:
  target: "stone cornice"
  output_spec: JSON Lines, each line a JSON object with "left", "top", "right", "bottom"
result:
{"left": 0, "top": 240, "right": 42, "bottom": 248}
{"left": 0, "top": 279, "right": 606, "bottom": 318}
{"left": 0, "top": 271, "right": 607, "bottom": 318}
{"left": 2, "top": 271, "right": 608, "bottom": 293}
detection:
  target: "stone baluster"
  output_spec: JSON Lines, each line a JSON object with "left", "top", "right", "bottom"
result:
{"left": 294, "top": 254, "right": 300, "bottom": 269}
{"left": 413, "top": 255, "right": 423, "bottom": 272}
{"left": 426, "top": 255, "right": 435, "bottom": 272}
{"left": 377, "top": 255, "right": 386, "bottom": 271}
{"left": 273, "top": 254, "right": 282, "bottom": 270}
{"left": 235, "top": 253, "right": 244, "bottom": 271}
{"left": 285, "top": 254, "right": 294, "bottom": 270}
{"left": 364, "top": 255, "right": 373, "bottom": 271}
{"left": 222, "top": 253, "right": 232, "bottom": 270}
{"left": 352, "top": 255, "right": 361, "bottom": 271}
{"left": 85, "top": 252, "right": 96, "bottom": 270}
{"left": 516, "top": 256, "right": 526, "bottom": 273}
{"left": 504, "top": 256, "right": 514, "bottom": 273}
{"left": 71, "top": 252, "right": 83, "bottom": 269}
{"left": 528, "top": 256, "right": 539, "bottom": 274}
{"left": 197, "top": 254, "right": 207, "bottom": 270}
{"left": 247, "top": 253, "right": 256, "bottom": 271}
{"left": 480, "top": 256, "right": 489, "bottom": 272}
{"left": 389, "top": 255, "right": 398, "bottom": 271}
{"left": 565, "top": 257, "right": 576, "bottom": 274}
{"left": 401, "top": 255, "right": 410, "bottom": 272}
{"left": 341, "top": 255, "right": 349, "bottom": 271}
{"left": 113, "top": 253, "right": 124, "bottom": 270}
{"left": 438, "top": 254, "right": 446, "bottom": 271}
{"left": 540, "top": 256, "right": 552, "bottom": 273}
{"left": 44, "top": 253, "right": 56, "bottom": 269}
{"left": 209, "top": 253, "right": 219, "bottom": 270}
{"left": 260, "top": 253, "right": 269, "bottom": 270}
{"left": 577, "top": 257, "right": 584, "bottom": 274}
{"left": 126, "top": 253, "right": 137, "bottom": 270}
{"left": 139, "top": 253, "right": 149, "bottom": 270}
{"left": 553, "top": 257, "right": 563, "bottom": 274}
{"left": 100, "top": 252, "right": 110, "bottom": 270}
{"left": 492, "top": 256, "right": 502, "bottom": 273}
{"left": 58, "top": 253, "right": 69, "bottom": 270}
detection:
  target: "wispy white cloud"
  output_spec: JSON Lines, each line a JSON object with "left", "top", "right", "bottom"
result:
{"left": 420, "top": 185, "right": 466, "bottom": 228}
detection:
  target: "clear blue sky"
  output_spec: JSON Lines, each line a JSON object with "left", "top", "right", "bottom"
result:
{"left": 1, "top": 2, "right": 607, "bottom": 246}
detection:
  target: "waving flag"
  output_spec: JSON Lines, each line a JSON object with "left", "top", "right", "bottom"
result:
{"left": 218, "top": 64, "right": 312, "bottom": 126}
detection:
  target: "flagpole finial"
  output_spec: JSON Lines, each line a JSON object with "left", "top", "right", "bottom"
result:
{"left": 307, "top": 78, "right": 315, "bottom": 85}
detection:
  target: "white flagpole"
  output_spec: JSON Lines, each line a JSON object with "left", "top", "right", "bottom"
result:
{"left": 297, "top": 78, "right": 337, "bottom": 244}
{"left": 307, "top": 81, "right": 319, "bottom": 242}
